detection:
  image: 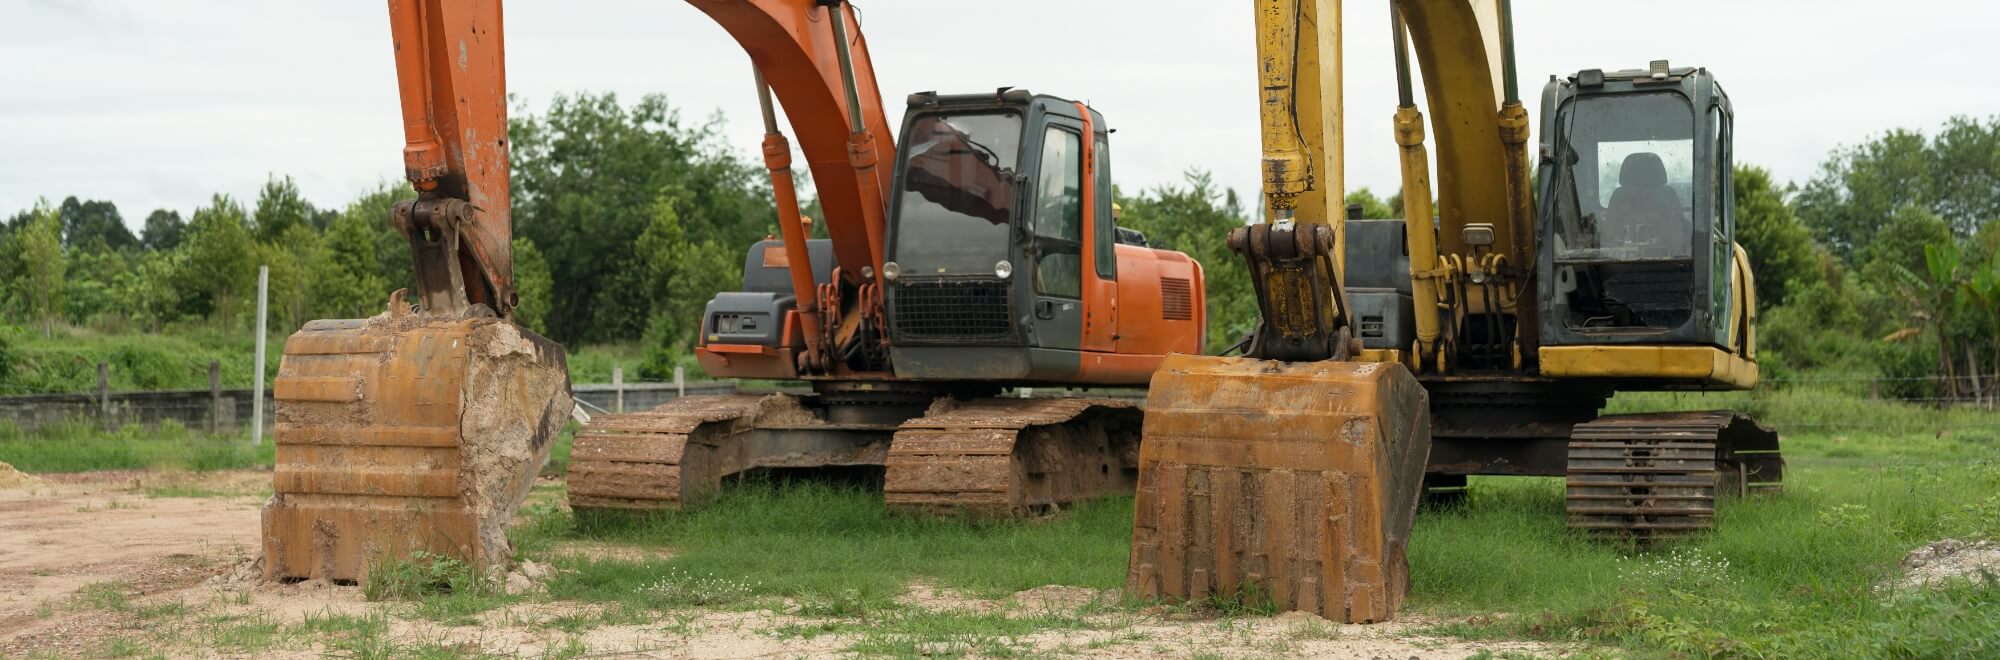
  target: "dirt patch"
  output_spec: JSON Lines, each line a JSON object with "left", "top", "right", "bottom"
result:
{"left": 754, "top": 393, "right": 825, "bottom": 427}
{"left": 0, "top": 462, "right": 40, "bottom": 489}
{"left": 1011, "top": 584, "right": 1111, "bottom": 611}
{"left": 1015, "top": 608, "right": 1556, "bottom": 658}
{"left": 3, "top": 469, "right": 1563, "bottom": 658}
{"left": 1891, "top": 539, "right": 2000, "bottom": 591}
{"left": 896, "top": 580, "right": 993, "bottom": 612}
{"left": 128, "top": 468, "right": 271, "bottom": 495}
{"left": 545, "top": 540, "right": 674, "bottom": 564}
{"left": 0, "top": 473, "right": 259, "bottom": 656}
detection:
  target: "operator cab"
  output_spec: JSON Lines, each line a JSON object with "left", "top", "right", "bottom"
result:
{"left": 879, "top": 88, "right": 1204, "bottom": 382}
{"left": 1535, "top": 61, "right": 1736, "bottom": 348}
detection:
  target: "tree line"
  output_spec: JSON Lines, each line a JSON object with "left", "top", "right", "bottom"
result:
{"left": 0, "top": 94, "right": 1994, "bottom": 398}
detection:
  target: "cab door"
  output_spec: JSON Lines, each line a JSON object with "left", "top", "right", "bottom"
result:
{"left": 1079, "top": 120, "right": 1118, "bottom": 354}
{"left": 1027, "top": 118, "right": 1085, "bottom": 351}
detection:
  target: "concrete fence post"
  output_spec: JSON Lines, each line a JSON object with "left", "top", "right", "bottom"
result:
{"left": 674, "top": 366, "right": 685, "bottom": 399}
{"left": 209, "top": 361, "right": 223, "bottom": 434}
{"left": 613, "top": 366, "right": 625, "bottom": 413}
{"left": 97, "top": 362, "right": 110, "bottom": 429}
{"left": 253, "top": 265, "right": 268, "bottom": 446}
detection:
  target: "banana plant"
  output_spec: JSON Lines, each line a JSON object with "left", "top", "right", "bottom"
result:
{"left": 1960, "top": 251, "right": 2000, "bottom": 408}
{"left": 1891, "top": 242, "right": 1964, "bottom": 402}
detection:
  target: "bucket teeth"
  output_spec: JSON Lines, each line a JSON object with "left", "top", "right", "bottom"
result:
{"left": 1128, "top": 354, "right": 1432, "bottom": 624}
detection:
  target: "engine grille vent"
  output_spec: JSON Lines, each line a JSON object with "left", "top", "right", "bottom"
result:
{"left": 894, "top": 280, "right": 1012, "bottom": 340}
{"left": 1160, "top": 277, "right": 1194, "bottom": 321}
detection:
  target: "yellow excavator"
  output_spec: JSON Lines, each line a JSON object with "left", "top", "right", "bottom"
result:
{"left": 1129, "top": 0, "right": 1782, "bottom": 623}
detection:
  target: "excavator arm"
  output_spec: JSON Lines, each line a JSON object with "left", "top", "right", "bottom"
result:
{"left": 1231, "top": 0, "right": 1354, "bottom": 362}
{"left": 1130, "top": 0, "right": 1433, "bottom": 624}
{"left": 386, "top": 0, "right": 516, "bottom": 317}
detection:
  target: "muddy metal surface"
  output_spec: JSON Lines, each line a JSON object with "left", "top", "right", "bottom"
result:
{"left": 884, "top": 397, "right": 1142, "bottom": 516}
{"left": 1566, "top": 411, "right": 1784, "bottom": 541}
{"left": 1131, "top": 355, "right": 1434, "bottom": 624}
{"left": 266, "top": 313, "right": 571, "bottom": 582}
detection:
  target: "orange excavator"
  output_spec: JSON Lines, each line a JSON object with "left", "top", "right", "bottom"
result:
{"left": 563, "top": 1, "right": 1208, "bottom": 518}
{"left": 263, "top": 0, "right": 1206, "bottom": 582}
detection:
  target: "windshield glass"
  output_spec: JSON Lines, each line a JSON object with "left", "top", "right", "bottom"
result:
{"left": 1553, "top": 93, "right": 1695, "bottom": 261}
{"left": 892, "top": 112, "right": 1022, "bottom": 276}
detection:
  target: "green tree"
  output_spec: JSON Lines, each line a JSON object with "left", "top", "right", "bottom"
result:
{"left": 141, "top": 209, "right": 185, "bottom": 251}
{"left": 1344, "top": 188, "right": 1395, "bottom": 220}
{"left": 321, "top": 207, "right": 391, "bottom": 319}
{"left": 252, "top": 175, "right": 316, "bottom": 243}
{"left": 1795, "top": 128, "right": 1934, "bottom": 260}
{"left": 1861, "top": 205, "right": 1954, "bottom": 286}
{"left": 1795, "top": 116, "right": 2000, "bottom": 261}
{"left": 263, "top": 223, "right": 338, "bottom": 330}
{"left": 1116, "top": 171, "right": 1256, "bottom": 354}
{"left": 635, "top": 193, "right": 739, "bottom": 377}
{"left": 511, "top": 236, "right": 553, "bottom": 336}
{"left": 1888, "top": 242, "right": 1968, "bottom": 402}
{"left": 334, "top": 182, "right": 418, "bottom": 294}
{"left": 57, "top": 196, "right": 136, "bottom": 252}
{"left": 509, "top": 93, "right": 772, "bottom": 345}
{"left": 15, "top": 203, "right": 67, "bottom": 337}
{"left": 175, "top": 194, "right": 259, "bottom": 324}
{"left": 115, "top": 249, "right": 186, "bottom": 330}
{"left": 61, "top": 247, "right": 131, "bottom": 329}
{"left": 1961, "top": 253, "right": 2000, "bottom": 407}
{"left": 1731, "top": 165, "right": 1817, "bottom": 307}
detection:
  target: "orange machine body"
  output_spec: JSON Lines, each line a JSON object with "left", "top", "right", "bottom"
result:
{"left": 687, "top": 4, "right": 1205, "bottom": 388}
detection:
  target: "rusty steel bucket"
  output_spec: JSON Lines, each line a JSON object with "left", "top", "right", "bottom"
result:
{"left": 1128, "top": 353, "right": 1431, "bottom": 623}
{"left": 262, "top": 311, "right": 570, "bottom": 583}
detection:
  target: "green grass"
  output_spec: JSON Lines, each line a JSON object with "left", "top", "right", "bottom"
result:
{"left": 0, "top": 323, "right": 652, "bottom": 395}
{"left": 1609, "top": 385, "right": 2000, "bottom": 437}
{"left": 0, "top": 420, "right": 270, "bottom": 473}
{"left": 505, "top": 388, "right": 2000, "bottom": 657}
{"left": 513, "top": 480, "right": 1134, "bottom": 615}
{"left": 1407, "top": 422, "right": 2000, "bottom": 656}
{"left": 362, "top": 551, "right": 518, "bottom": 625}
{"left": 0, "top": 324, "right": 281, "bottom": 395}
{"left": 564, "top": 343, "right": 649, "bottom": 385}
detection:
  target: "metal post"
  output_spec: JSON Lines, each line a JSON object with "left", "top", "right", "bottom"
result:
{"left": 674, "top": 366, "right": 685, "bottom": 399}
{"left": 96, "top": 362, "right": 109, "bottom": 429}
{"left": 209, "top": 360, "right": 222, "bottom": 434}
{"left": 613, "top": 366, "right": 625, "bottom": 413}
{"left": 253, "top": 265, "right": 268, "bottom": 446}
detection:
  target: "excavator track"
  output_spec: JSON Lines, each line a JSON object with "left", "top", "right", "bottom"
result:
{"left": 566, "top": 395, "right": 769, "bottom": 512}
{"left": 884, "top": 398, "right": 1141, "bottom": 517}
{"left": 1566, "top": 411, "right": 1783, "bottom": 542}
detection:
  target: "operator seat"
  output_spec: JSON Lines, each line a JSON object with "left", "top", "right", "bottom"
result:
{"left": 1605, "top": 152, "right": 1685, "bottom": 252}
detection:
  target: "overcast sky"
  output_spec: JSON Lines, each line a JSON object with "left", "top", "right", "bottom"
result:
{"left": 3, "top": 0, "right": 1995, "bottom": 228}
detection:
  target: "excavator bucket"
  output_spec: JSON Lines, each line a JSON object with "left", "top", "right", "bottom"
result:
{"left": 262, "top": 310, "right": 571, "bottom": 583}
{"left": 1128, "top": 354, "right": 1431, "bottom": 623}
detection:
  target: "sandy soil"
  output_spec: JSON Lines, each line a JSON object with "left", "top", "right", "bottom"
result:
{"left": 0, "top": 471, "right": 263, "bottom": 657}
{"left": 0, "top": 470, "right": 1560, "bottom": 658}
{"left": 1890, "top": 539, "right": 2000, "bottom": 592}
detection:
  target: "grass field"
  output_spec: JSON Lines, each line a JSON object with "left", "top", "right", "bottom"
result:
{"left": 7, "top": 386, "right": 1998, "bottom": 656}
{"left": 0, "top": 326, "right": 660, "bottom": 396}
{"left": 0, "top": 420, "right": 269, "bottom": 473}
{"left": 493, "top": 389, "right": 2000, "bottom": 657}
